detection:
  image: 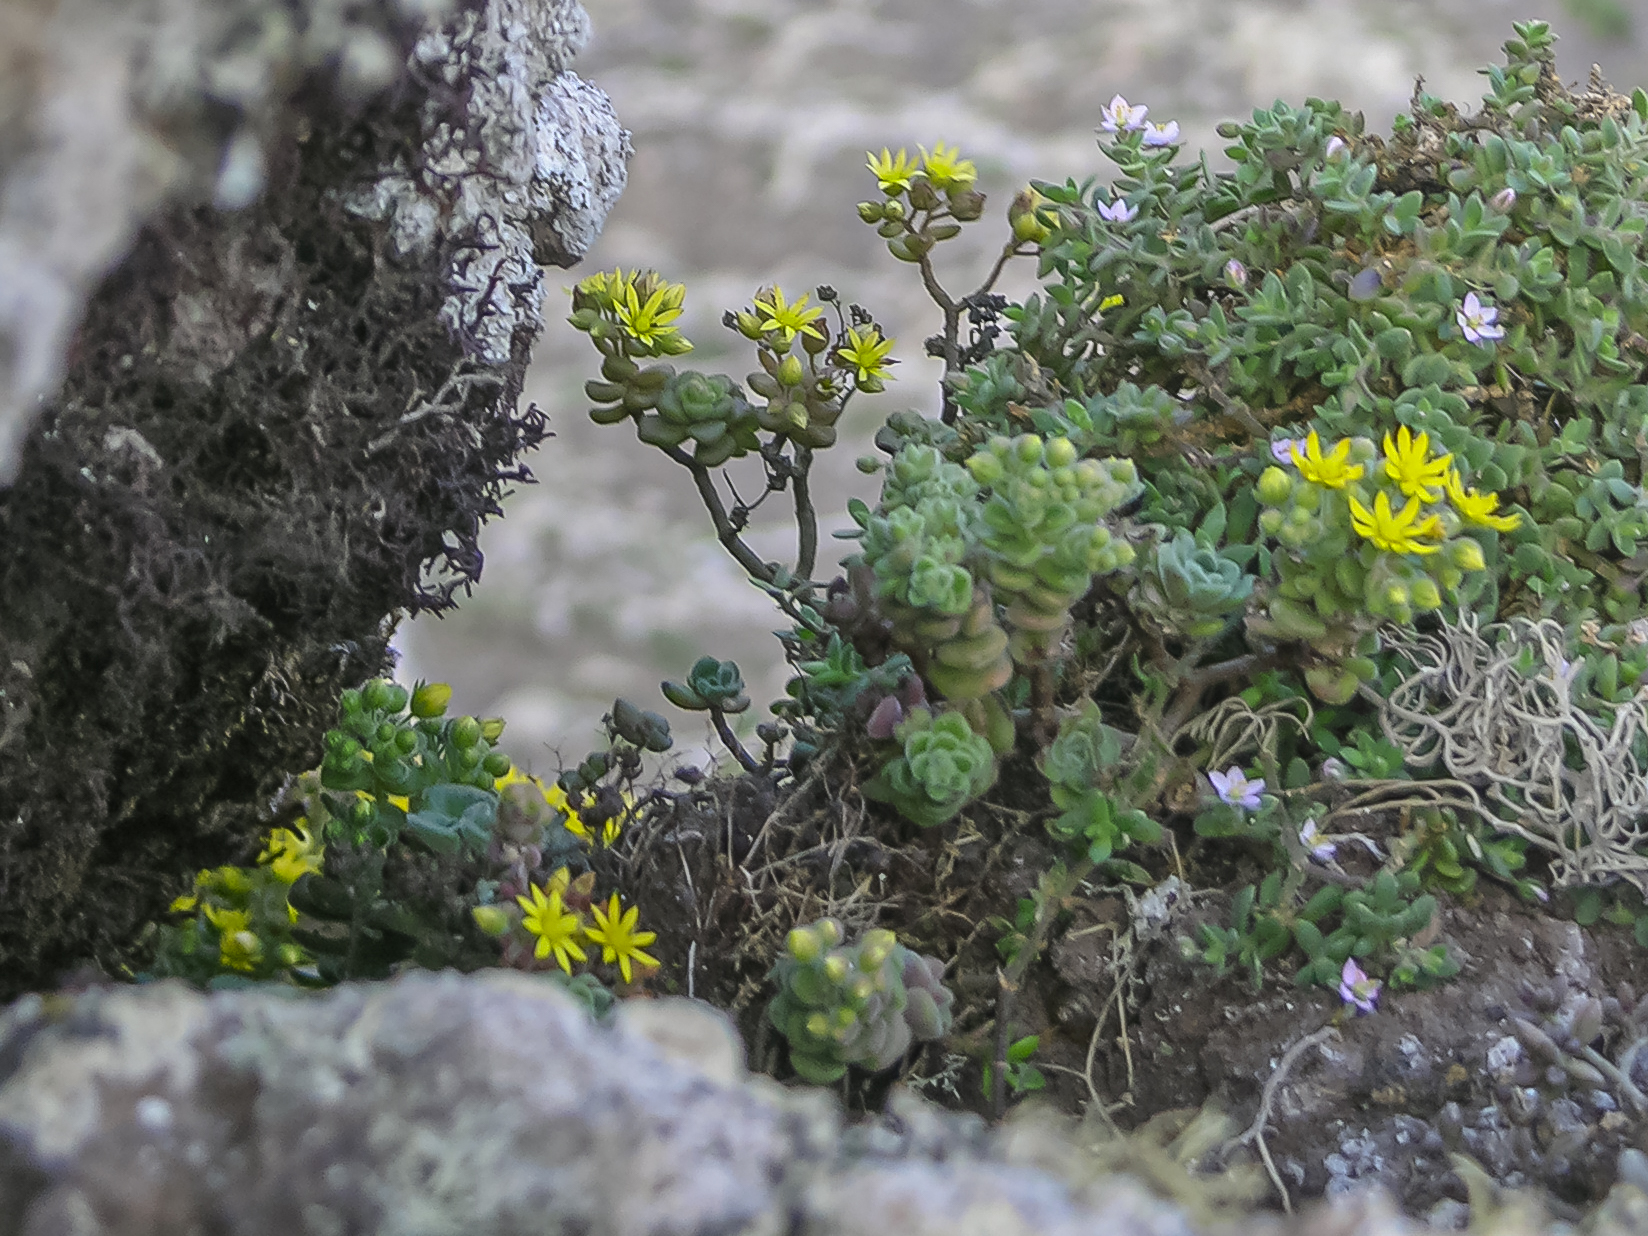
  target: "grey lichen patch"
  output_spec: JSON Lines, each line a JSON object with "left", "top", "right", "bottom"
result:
{"left": 0, "top": 0, "right": 469, "bottom": 483}
{"left": 345, "top": 0, "right": 631, "bottom": 365}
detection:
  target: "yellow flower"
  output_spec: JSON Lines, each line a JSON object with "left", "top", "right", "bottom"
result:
{"left": 516, "top": 883, "right": 587, "bottom": 975}
{"left": 1290, "top": 430, "right": 1365, "bottom": 489}
{"left": 1444, "top": 469, "right": 1522, "bottom": 532}
{"left": 867, "top": 147, "right": 920, "bottom": 194}
{"left": 204, "top": 905, "right": 262, "bottom": 973}
{"left": 258, "top": 824, "right": 324, "bottom": 885}
{"left": 918, "top": 142, "right": 977, "bottom": 191}
{"left": 836, "top": 325, "right": 897, "bottom": 385}
{"left": 752, "top": 286, "right": 826, "bottom": 346}
{"left": 1098, "top": 294, "right": 1125, "bottom": 311}
{"left": 1348, "top": 491, "right": 1444, "bottom": 555}
{"left": 1382, "top": 426, "right": 1452, "bottom": 502}
{"left": 573, "top": 267, "right": 632, "bottom": 310}
{"left": 616, "top": 279, "right": 690, "bottom": 352}
{"left": 585, "top": 893, "right": 659, "bottom": 984}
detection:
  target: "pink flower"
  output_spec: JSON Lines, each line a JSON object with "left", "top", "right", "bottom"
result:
{"left": 1339, "top": 958, "right": 1381, "bottom": 1014}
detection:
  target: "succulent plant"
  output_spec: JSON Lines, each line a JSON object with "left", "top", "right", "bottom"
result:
{"left": 862, "top": 706, "right": 997, "bottom": 828}
{"left": 661, "top": 656, "right": 751, "bottom": 713}
{"left": 766, "top": 917, "right": 954, "bottom": 1084}
{"left": 1141, "top": 529, "right": 1255, "bottom": 638}
{"left": 638, "top": 372, "right": 760, "bottom": 467}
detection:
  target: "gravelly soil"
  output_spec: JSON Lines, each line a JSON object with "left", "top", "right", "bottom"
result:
{"left": 394, "top": 0, "right": 1648, "bottom": 772}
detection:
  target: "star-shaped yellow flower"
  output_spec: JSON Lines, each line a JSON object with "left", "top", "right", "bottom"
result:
{"left": 918, "top": 142, "right": 977, "bottom": 191}
{"left": 1444, "top": 469, "right": 1521, "bottom": 531}
{"left": 1290, "top": 430, "right": 1365, "bottom": 489}
{"left": 258, "top": 824, "right": 324, "bottom": 885}
{"left": 836, "top": 325, "right": 896, "bottom": 386}
{"left": 1382, "top": 426, "right": 1452, "bottom": 502}
{"left": 752, "top": 286, "right": 826, "bottom": 346}
{"left": 1348, "top": 490, "right": 1444, "bottom": 555}
{"left": 585, "top": 893, "right": 659, "bottom": 984}
{"left": 204, "top": 905, "right": 263, "bottom": 973}
{"left": 516, "top": 882, "right": 588, "bottom": 975}
{"left": 867, "top": 147, "right": 920, "bottom": 195}
{"left": 616, "top": 280, "right": 690, "bottom": 352}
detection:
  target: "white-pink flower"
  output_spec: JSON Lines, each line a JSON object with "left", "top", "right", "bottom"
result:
{"left": 1100, "top": 94, "right": 1149, "bottom": 133}
{"left": 1209, "top": 766, "right": 1265, "bottom": 811}
{"left": 1457, "top": 292, "right": 1504, "bottom": 345}
{"left": 1339, "top": 958, "right": 1381, "bottom": 1014}
{"left": 1142, "top": 120, "right": 1181, "bottom": 147}
{"left": 1300, "top": 819, "right": 1337, "bottom": 863}
{"left": 1096, "top": 197, "right": 1138, "bottom": 224}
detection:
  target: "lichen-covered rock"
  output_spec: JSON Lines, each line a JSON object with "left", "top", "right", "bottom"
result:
{"left": 0, "top": 0, "right": 628, "bottom": 994}
{"left": 0, "top": 971, "right": 1622, "bottom": 1236}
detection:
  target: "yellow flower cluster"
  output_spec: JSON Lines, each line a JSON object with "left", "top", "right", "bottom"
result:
{"left": 570, "top": 268, "right": 693, "bottom": 356}
{"left": 1289, "top": 426, "right": 1521, "bottom": 557}
{"left": 168, "top": 819, "right": 326, "bottom": 974}
{"left": 866, "top": 143, "right": 977, "bottom": 195}
{"left": 503, "top": 875, "right": 660, "bottom": 983}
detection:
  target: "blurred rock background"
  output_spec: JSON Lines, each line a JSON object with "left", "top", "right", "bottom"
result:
{"left": 395, "top": 0, "right": 1648, "bottom": 774}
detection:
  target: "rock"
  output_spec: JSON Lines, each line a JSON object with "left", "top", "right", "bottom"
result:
{"left": 0, "top": 0, "right": 628, "bottom": 994}
{"left": 0, "top": 972, "right": 1636, "bottom": 1235}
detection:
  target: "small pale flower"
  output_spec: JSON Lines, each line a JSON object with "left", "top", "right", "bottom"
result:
{"left": 1225, "top": 258, "right": 1248, "bottom": 287}
{"left": 1347, "top": 267, "right": 1383, "bottom": 301}
{"left": 1099, "top": 94, "right": 1149, "bottom": 133}
{"left": 1320, "top": 756, "right": 1350, "bottom": 781}
{"left": 1300, "top": 819, "right": 1338, "bottom": 863}
{"left": 1457, "top": 292, "right": 1504, "bottom": 345}
{"left": 1209, "top": 766, "right": 1266, "bottom": 811}
{"left": 1096, "top": 197, "right": 1138, "bottom": 224}
{"left": 1271, "top": 436, "right": 1307, "bottom": 465}
{"left": 1324, "top": 135, "right": 1349, "bottom": 161}
{"left": 1490, "top": 187, "right": 1517, "bottom": 213}
{"left": 1339, "top": 958, "right": 1381, "bottom": 1015}
{"left": 1141, "top": 120, "right": 1181, "bottom": 147}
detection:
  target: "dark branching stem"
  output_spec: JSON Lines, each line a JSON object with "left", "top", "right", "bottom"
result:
{"left": 990, "top": 968, "right": 1015, "bottom": 1118}
{"left": 666, "top": 446, "right": 775, "bottom": 584}
{"left": 792, "top": 445, "right": 817, "bottom": 581}
{"left": 668, "top": 444, "right": 820, "bottom": 587}
{"left": 710, "top": 707, "right": 762, "bottom": 775}
{"left": 1159, "top": 651, "right": 1286, "bottom": 741}
{"left": 919, "top": 240, "right": 1028, "bottom": 425}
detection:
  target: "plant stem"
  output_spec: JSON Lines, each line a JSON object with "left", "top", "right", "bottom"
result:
{"left": 793, "top": 446, "right": 817, "bottom": 581}
{"left": 710, "top": 707, "right": 762, "bottom": 774}
{"left": 665, "top": 446, "right": 775, "bottom": 584}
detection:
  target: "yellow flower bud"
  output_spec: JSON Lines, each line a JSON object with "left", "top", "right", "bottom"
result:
{"left": 1045, "top": 437, "right": 1078, "bottom": 469}
{"left": 1450, "top": 538, "right": 1487, "bottom": 572}
{"left": 1411, "top": 576, "right": 1442, "bottom": 610}
{"left": 410, "top": 681, "right": 453, "bottom": 718}
{"left": 1259, "top": 509, "right": 1285, "bottom": 536}
{"left": 472, "top": 905, "right": 512, "bottom": 937}
{"left": 787, "top": 926, "right": 822, "bottom": 963}
{"left": 823, "top": 953, "right": 849, "bottom": 983}
{"left": 1257, "top": 467, "right": 1292, "bottom": 505}
{"left": 778, "top": 355, "right": 806, "bottom": 387}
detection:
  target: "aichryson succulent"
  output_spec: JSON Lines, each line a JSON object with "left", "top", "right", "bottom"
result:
{"left": 766, "top": 917, "right": 955, "bottom": 1084}
{"left": 1141, "top": 529, "right": 1255, "bottom": 638}
{"left": 862, "top": 706, "right": 997, "bottom": 828}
